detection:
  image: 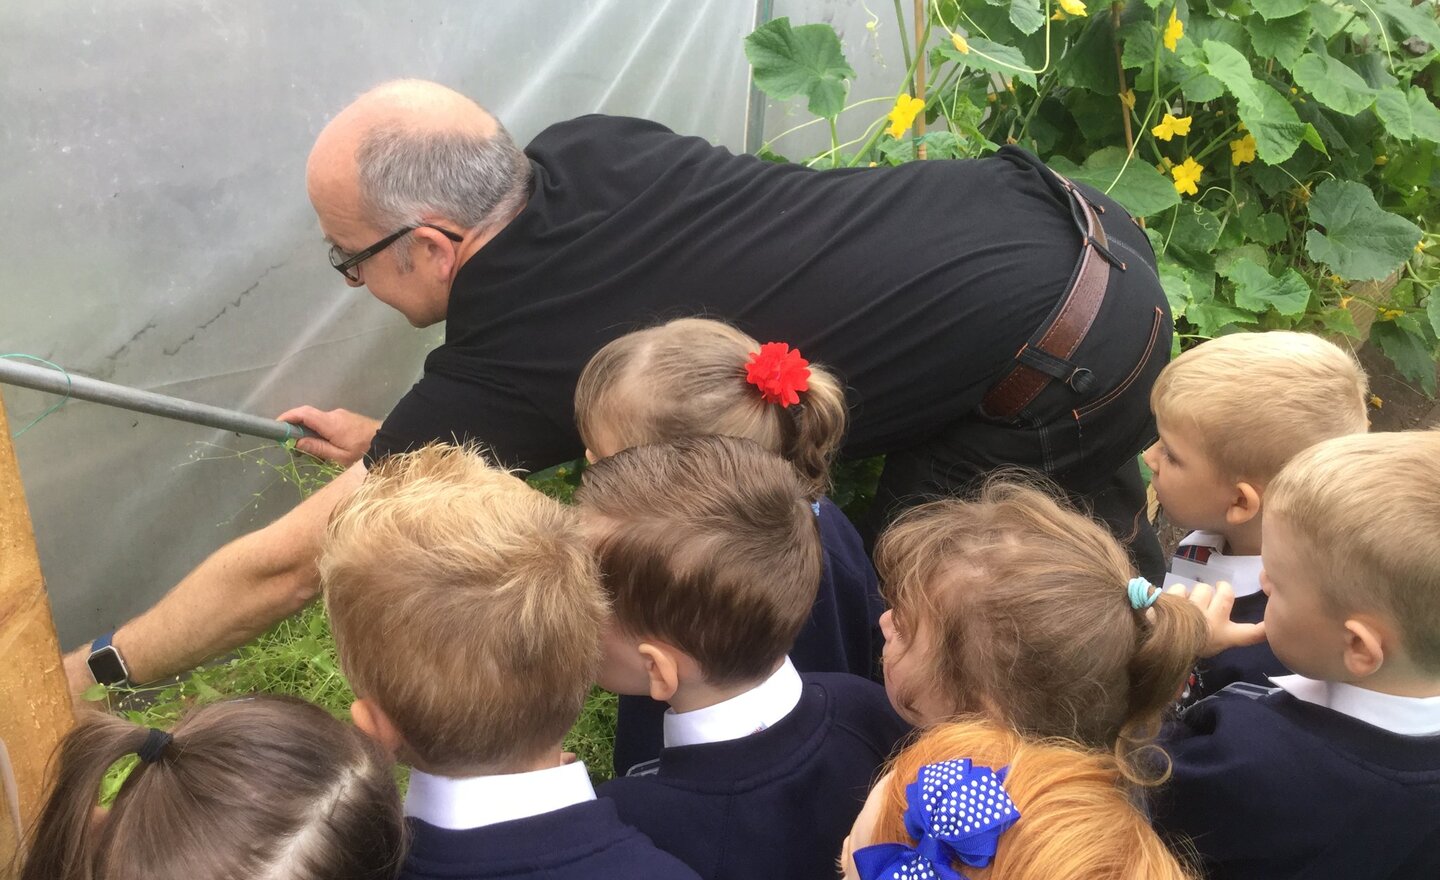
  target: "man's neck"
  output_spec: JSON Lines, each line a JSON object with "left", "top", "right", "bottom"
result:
{"left": 451, "top": 197, "right": 529, "bottom": 274}
{"left": 412, "top": 746, "right": 565, "bottom": 779}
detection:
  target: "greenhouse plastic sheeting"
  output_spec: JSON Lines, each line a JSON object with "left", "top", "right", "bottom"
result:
{"left": 1, "top": 0, "right": 757, "bottom": 646}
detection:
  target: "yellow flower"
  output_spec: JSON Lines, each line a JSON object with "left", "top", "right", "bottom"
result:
{"left": 1379, "top": 308, "right": 1406, "bottom": 320}
{"left": 1059, "top": 0, "right": 1088, "bottom": 17}
{"left": 1375, "top": 155, "right": 1389, "bottom": 165}
{"left": 1163, "top": 8, "right": 1184, "bottom": 51}
{"left": 1151, "top": 113, "right": 1193, "bottom": 141}
{"left": 1236, "top": 121, "right": 1246, "bottom": 132}
{"left": 951, "top": 33, "right": 970, "bottom": 54}
{"left": 987, "top": 92, "right": 998, "bottom": 103}
{"left": 1417, "top": 239, "right": 1428, "bottom": 252}
{"left": 885, "top": 94, "right": 926, "bottom": 138}
{"left": 1370, "top": 394, "right": 1384, "bottom": 409}
{"left": 1230, "top": 134, "right": 1257, "bottom": 166}
{"left": 1339, "top": 294, "right": 1353, "bottom": 308}
{"left": 1052, "top": 9, "right": 1067, "bottom": 20}
{"left": 1121, "top": 89, "right": 1136, "bottom": 110}
{"left": 1171, "top": 157, "right": 1203, "bottom": 196}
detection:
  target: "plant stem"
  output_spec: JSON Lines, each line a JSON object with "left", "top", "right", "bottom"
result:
{"left": 848, "top": 18, "right": 933, "bottom": 166}
{"left": 1192, "top": 121, "right": 1241, "bottom": 163}
{"left": 828, "top": 116, "right": 841, "bottom": 167}
{"left": 1112, "top": 2, "right": 1134, "bottom": 153}
{"left": 914, "top": 0, "right": 928, "bottom": 157}
{"left": 893, "top": 0, "right": 913, "bottom": 72}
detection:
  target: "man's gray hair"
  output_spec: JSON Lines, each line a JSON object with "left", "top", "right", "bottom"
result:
{"left": 356, "top": 121, "right": 530, "bottom": 270}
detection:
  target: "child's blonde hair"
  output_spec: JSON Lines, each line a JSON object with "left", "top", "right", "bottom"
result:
{"left": 875, "top": 480, "right": 1207, "bottom": 778}
{"left": 321, "top": 443, "right": 608, "bottom": 774}
{"left": 575, "top": 435, "right": 821, "bottom": 685}
{"left": 574, "top": 318, "right": 847, "bottom": 494}
{"left": 1267, "top": 429, "right": 1440, "bottom": 673}
{"left": 20, "top": 696, "right": 402, "bottom": 880}
{"left": 864, "top": 721, "right": 1198, "bottom": 879}
{"left": 1150, "top": 331, "right": 1368, "bottom": 482}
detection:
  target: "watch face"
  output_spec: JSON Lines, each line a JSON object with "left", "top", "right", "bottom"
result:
{"left": 88, "top": 646, "right": 129, "bottom": 685}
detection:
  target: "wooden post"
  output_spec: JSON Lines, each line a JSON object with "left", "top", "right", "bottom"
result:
{"left": 0, "top": 389, "right": 74, "bottom": 871}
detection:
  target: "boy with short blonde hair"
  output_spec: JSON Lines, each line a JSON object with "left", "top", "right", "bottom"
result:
{"left": 321, "top": 443, "right": 698, "bottom": 880}
{"left": 1143, "top": 331, "right": 1368, "bottom": 700}
{"left": 1155, "top": 431, "right": 1440, "bottom": 877}
{"left": 577, "top": 436, "right": 909, "bottom": 880}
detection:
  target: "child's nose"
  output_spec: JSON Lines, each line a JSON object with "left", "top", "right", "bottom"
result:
{"left": 1141, "top": 443, "right": 1159, "bottom": 470}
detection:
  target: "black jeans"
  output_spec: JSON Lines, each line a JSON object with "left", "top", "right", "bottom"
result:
{"left": 861, "top": 173, "right": 1170, "bottom": 583}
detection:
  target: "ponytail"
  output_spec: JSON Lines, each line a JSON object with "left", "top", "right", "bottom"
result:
{"left": 19, "top": 696, "right": 403, "bottom": 880}
{"left": 1118, "top": 590, "right": 1207, "bottom": 782}
{"left": 575, "top": 318, "right": 851, "bottom": 495}
{"left": 783, "top": 364, "right": 847, "bottom": 496}
{"left": 20, "top": 714, "right": 149, "bottom": 880}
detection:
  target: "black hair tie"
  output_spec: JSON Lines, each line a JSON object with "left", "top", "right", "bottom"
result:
{"left": 136, "top": 728, "right": 173, "bottom": 764}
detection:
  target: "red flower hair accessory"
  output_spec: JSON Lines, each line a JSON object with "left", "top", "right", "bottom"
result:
{"left": 745, "top": 342, "right": 811, "bottom": 407}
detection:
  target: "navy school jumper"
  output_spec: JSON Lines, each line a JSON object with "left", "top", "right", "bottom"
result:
{"left": 1153, "top": 684, "right": 1440, "bottom": 879}
{"left": 612, "top": 497, "right": 886, "bottom": 775}
{"left": 400, "top": 798, "right": 701, "bottom": 879}
{"left": 601, "top": 673, "right": 911, "bottom": 880}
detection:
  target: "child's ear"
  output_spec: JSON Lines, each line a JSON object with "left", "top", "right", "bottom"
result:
{"left": 1225, "top": 481, "right": 1263, "bottom": 527}
{"left": 638, "top": 642, "right": 682, "bottom": 703}
{"left": 1341, "top": 617, "right": 1386, "bottom": 680}
{"left": 350, "top": 699, "right": 406, "bottom": 759}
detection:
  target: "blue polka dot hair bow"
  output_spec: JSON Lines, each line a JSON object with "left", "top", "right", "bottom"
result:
{"left": 852, "top": 758, "right": 1021, "bottom": 880}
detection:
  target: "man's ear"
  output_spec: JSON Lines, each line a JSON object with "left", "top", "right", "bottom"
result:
{"left": 350, "top": 699, "right": 406, "bottom": 759}
{"left": 1225, "top": 481, "right": 1262, "bottom": 527}
{"left": 411, "top": 225, "right": 460, "bottom": 280}
{"left": 1341, "top": 617, "right": 1386, "bottom": 680}
{"left": 638, "top": 642, "right": 682, "bottom": 704}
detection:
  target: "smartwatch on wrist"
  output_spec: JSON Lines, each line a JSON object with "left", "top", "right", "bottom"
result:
{"left": 86, "top": 632, "right": 131, "bottom": 686}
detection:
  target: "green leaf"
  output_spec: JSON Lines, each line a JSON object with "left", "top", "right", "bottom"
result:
{"left": 82, "top": 682, "right": 110, "bottom": 702}
{"left": 1204, "top": 41, "right": 1262, "bottom": 107}
{"left": 1318, "top": 307, "right": 1360, "bottom": 337}
{"left": 877, "top": 131, "right": 967, "bottom": 163}
{"left": 192, "top": 676, "right": 224, "bottom": 702}
{"left": 1429, "top": 290, "right": 1440, "bottom": 339}
{"left": 1305, "top": 180, "right": 1424, "bottom": 281}
{"left": 1223, "top": 259, "right": 1313, "bottom": 317}
{"left": 1049, "top": 147, "right": 1182, "bottom": 217}
{"left": 744, "top": 18, "right": 856, "bottom": 119}
{"left": 1237, "top": 83, "right": 1307, "bottom": 164}
{"left": 1300, "top": 123, "right": 1329, "bottom": 157}
{"left": 1375, "top": 86, "right": 1440, "bottom": 145}
{"left": 1377, "top": 0, "right": 1440, "bottom": 48}
{"left": 1293, "top": 53, "right": 1376, "bottom": 116}
{"left": 1168, "top": 205, "right": 1225, "bottom": 272}
{"left": 1250, "top": 0, "right": 1312, "bottom": 19}
{"left": 1058, "top": 15, "right": 1121, "bottom": 94}
{"left": 935, "top": 36, "right": 1039, "bottom": 88}
{"left": 1247, "top": 11, "right": 1311, "bottom": 67}
{"left": 1009, "top": 0, "right": 1046, "bottom": 35}
{"left": 1186, "top": 301, "right": 1261, "bottom": 336}
{"left": 1371, "top": 319, "right": 1438, "bottom": 396}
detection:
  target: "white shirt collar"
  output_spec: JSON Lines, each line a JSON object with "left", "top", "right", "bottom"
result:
{"left": 663, "top": 657, "right": 804, "bottom": 749}
{"left": 1271, "top": 674, "right": 1440, "bottom": 736}
{"left": 1164, "top": 531, "right": 1265, "bottom": 597}
{"left": 403, "top": 761, "right": 596, "bottom": 830}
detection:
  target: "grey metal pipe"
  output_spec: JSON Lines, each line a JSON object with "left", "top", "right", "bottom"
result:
{"left": 0, "top": 358, "right": 310, "bottom": 443}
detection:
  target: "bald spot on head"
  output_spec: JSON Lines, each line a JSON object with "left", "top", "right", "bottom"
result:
{"left": 307, "top": 80, "right": 500, "bottom": 227}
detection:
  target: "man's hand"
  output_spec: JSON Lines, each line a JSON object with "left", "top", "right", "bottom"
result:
{"left": 1168, "top": 581, "right": 1267, "bottom": 658}
{"left": 277, "top": 406, "right": 381, "bottom": 466}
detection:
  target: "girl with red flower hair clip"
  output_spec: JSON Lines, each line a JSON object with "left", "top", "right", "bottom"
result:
{"left": 575, "top": 317, "right": 886, "bottom": 775}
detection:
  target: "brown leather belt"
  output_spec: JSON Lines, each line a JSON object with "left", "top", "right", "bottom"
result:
{"left": 980, "top": 169, "right": 1128, "bottom": 421}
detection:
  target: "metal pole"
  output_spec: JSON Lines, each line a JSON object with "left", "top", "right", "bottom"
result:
{"left": 0, "top": 358, "right": 309, "bottom": 443}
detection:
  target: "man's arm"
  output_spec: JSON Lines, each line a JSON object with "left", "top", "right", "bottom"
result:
{"left": 63, "top": 462, "right": 366, "bottom": 695}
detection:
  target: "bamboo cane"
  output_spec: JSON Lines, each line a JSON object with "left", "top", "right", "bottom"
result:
{"left": 0, "top": 391, "right": 75, "bottom": 873}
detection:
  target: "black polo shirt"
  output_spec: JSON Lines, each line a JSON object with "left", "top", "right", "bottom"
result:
{"left": 369, "top": 114, "right": 1080, "bottom": 469}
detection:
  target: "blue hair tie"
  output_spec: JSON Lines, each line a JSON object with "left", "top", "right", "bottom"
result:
{"left": 1127, "top": 577, "right": 1159, "bottom": 610}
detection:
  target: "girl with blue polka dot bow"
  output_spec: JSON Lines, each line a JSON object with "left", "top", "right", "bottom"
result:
{"left": 840, "top": 721, "right": 1198, "bottom": 879}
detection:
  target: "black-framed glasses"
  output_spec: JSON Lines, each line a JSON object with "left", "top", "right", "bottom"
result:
{"left": 328, "top": 224, "right": 464, "bottom": 283}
